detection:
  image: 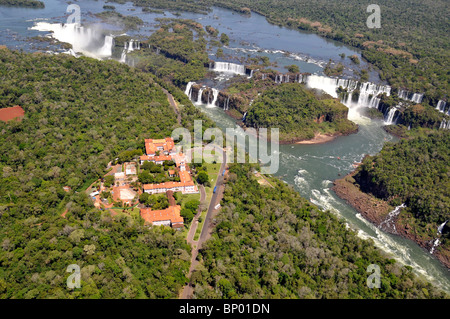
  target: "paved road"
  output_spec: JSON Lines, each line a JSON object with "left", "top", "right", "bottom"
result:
{"left": 180, "top": 147, "right": 227, "bottom": 299}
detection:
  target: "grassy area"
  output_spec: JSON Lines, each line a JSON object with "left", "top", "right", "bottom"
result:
{"left": 79, "top": 177, "right": 98, "bottom": 193}
{"left": 194, "top": 209, "right": 208, "bottom": 241}
{"left": 202, "top": 162, "right": 221, "bottom": 205}
{"left": 178, "top": 193, "right": 201, "bottom": 207}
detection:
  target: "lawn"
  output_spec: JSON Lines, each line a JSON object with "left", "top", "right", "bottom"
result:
{"left": 202, "top": 162, "right": 221, "bottom": 204}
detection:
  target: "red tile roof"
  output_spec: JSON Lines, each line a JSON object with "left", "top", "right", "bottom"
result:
{"left": 145, "top": 137, "right": 175, "bottom": 155}
{"left": 0, "top": 106, "right": 25, "bottom": 122}
{"left": 140, "top": 155, "right": 172, "bottom": 162}
{"left": 140, "top": 205, "right": 184, "bottom": 225}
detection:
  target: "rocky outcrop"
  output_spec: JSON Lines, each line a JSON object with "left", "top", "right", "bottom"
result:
{"left": 333, "top": 170, "right": 450, "bottom": 269}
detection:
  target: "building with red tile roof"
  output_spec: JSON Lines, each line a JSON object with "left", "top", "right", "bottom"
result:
{"left": 0, "top": 106, "right": 25, "bottom": 122}
{"left": 140, "top": 155, "right": 173, "bottom": 165}
{"left": 140, "top": 205, "right": 184, "bottom": 229}
{"left": 145, "top": 137, "right": 176, "bottom": 156}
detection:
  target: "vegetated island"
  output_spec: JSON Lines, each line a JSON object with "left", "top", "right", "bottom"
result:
{"left": 0, "top": 0, "right": 44, "bottom": 8}
{"left": 95, "top": 11, "right": 144, "bottom": 31}
{"left": 333, "top": 131, "right": 450, "bottom": 268}
{"left": 244, "top": 83, "right": 358, "bottom": 144}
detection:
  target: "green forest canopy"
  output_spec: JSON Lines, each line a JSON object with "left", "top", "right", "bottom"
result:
{"left": 192, "top": 163, "right": 447, "bottom": 298}
{"left": 245, "top": 83, "right": 358, "bottom": 142}
{"left": 0, "top": 47, "right": 213, "bottom": 298}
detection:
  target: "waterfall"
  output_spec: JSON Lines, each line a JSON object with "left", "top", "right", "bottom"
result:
{"left": 398, "top": 89, "right": 409, "bottom": 100}
{"left": 196, "top": 88, "right": 205, "bottom": 105}
{"left": 438, "top": 220, "right": 448, "bottom": 234}
{"left": 224, "top": 96, "right": 230, "bottom": 110}
{"left": 436, "top": 100, "right": 447, "bottom": 113}
{"left": 30, "top": 22, "right": 114, "bottom": 59}
{"left": 185, "top": 82, "right": 195, "bottom": 99}
{"left": 304, "top": 75, "right": 390, "bottom": 110}
{"left": 430, "top": 220, "right": 448, "bottom": 254}
{"left": 440, "top": 119, "right": 449, "bottom": 130}
{"left": 286, "top": 75, "right": 290, "bottom": 83}
{"left": 379, "top": 204, "right": 406, "bottom": 234}
{"left": 242, "top": 112, "right": 247, "bottom": 121}
{"left": 430, "top": 239, "right": 440, "bottom": 254}
{"left": 207, "top": 88, "right": 219, "bottom": 108}
{"left": 119, "top": 49, "right": 127, "bottom": 63}
{"left": 248, "top": 69, "right": 254, "bottom": 79}
{"left": 97, "top": 35, "right": 114, "bottom": 57}
{"left": 211, "top": 62, "right": 246, "bottom": 75}
{"left": 261, "top": 73, "right": 266, "bottom": 80}
{"left": 384, "top": 107, "right": 398, "bottom": 125}
{"left": 398, "top": 89, "right": 424, "bottom": 104}
{"left": 411, "top": 93, "right": 424, "bottom": 104}
{"left": 119, "top": 42, "right": 127, "bottom": 63}
{"left": 127, "top": 39, "right": 134, "bottom": 52}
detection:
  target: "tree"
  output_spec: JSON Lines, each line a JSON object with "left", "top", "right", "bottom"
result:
{"left": 180, "top": 208, "right": 194, "bottom": 223}
{"left": 138, "top": 171, "right": 154, "bottom": 184}
{"left": 104, "top": 175, "right": 115, "bottom": 188}
{"left": 197, "top": 171, "right": 209, "bottom": 185}
{"left": 220, "top": 33, "right": 230, "bottom": 46}
{"left": 286, "top": 64, "right": 300, "bottom": 73}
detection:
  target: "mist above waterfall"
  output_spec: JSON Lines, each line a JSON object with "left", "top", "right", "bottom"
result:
{"left": 30, "top": 22, "right": 115, "bottom": 60}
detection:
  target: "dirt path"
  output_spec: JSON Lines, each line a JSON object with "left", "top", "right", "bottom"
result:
{"left": 160, "top": 86, "right": 181, "bottom": 125}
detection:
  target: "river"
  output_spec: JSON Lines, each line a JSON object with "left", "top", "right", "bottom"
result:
{"left": 0, "top": 0, "right": 448, "bottom": 292}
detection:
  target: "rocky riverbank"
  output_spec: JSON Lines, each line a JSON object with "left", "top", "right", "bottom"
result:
{"left": 333, "top": 171, "right": 450, "bottom": 269}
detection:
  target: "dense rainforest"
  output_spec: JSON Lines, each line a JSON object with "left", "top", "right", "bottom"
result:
{"left": 0, "top": 47, "right": 216, "bottom": 298}
{"left": 245, "top": 83, "right": 358, "bottom": 142}
{"left": 191, "top": 163, "right": 447, "bottom": 298}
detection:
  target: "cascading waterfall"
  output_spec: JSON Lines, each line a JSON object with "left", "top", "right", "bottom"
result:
{"left": 224, "top": 96, "right": 230, "bottom": 110}
{"left": 242, "top": 112, "right": 247, "bottom": 121}
{"left": 211, "top": 61, "right": 246, "bottom": 75}
{"left": 379, "top": 204, "right": 406, "bottom": 234}
{"left": 304, "top": 75, "right": 390, "bottom": 119}
{"left": 411, "top": 93, "right": 424, "bottom": 104}
{"left": 430, "top": 220, "right": 448, "bottom": 254}
{"left": 248, "top": 69, "right": 254, "bottom": 79}
{"left": 207, "top": 88, "right": 219, "bottom": 108}
{"left": 127, "top": 39, "right": 134, "bottom": 52}
{"left": 196, "top": 88, "right": 205, "bottom": 105}
{"left": 398, "top": 89, "right": 424, "bottom": 104}
{"left": 120, "top": 40, "right": 141, "bottom": 64}
{"left": 436, "top": 100, "right": 447, "bottom": 113}
{"left": 185, "top": 82, "right": 195, "bottom": 99}
{"left": 398, "top": 89, "right": 409, "bottom": 100}
{"left": 384, "top": 107, "right": 398, "bottom": 125}
{"left": 119, "top": 41, "right": 127, "bottom": 63}
{"left": 440, "top": 119, "right": 449, "bottom": 130}
{"left": 438, "top": 220, "right": 448, "bottom": 234}
{"left": 97, "top": 35, "right": 114, "bottom": 57}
